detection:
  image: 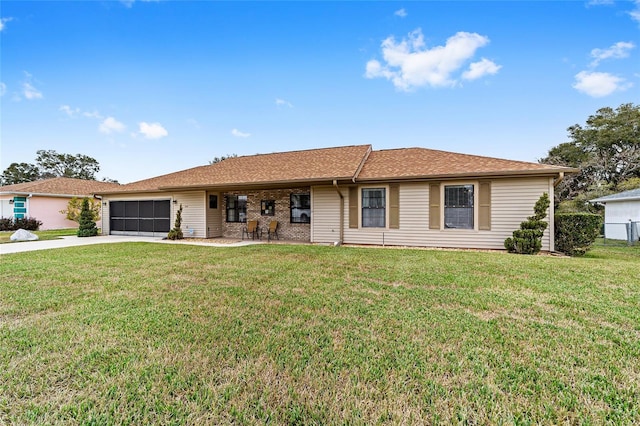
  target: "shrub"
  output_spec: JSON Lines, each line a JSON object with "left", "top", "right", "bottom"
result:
{"left": 0, "top": 217, "right": 14, "bottom": 231}
{"left": 167, "top": 204, "right": 184, "bottom": 240}
{"left": 505, "top": 193, "right": 550, "bottom": 255}
{"left": 77, "top": 198, "right": 99, "bottom": 237}
{"left": 0, "top": 217, "right": 42, "bottom": 231}
{"left": 555, "top": 213, "right": 602, "bottom": 256}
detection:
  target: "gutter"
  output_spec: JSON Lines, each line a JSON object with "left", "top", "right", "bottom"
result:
{"left": 332, "top": 180, "right": 344, "bottom": 245}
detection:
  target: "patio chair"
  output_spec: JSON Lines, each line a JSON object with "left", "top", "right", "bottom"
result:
{"left": 266, "top": 220, "right": 279, "bottom": 241}
{"left": 242, "top": 220, "right": 260, "bottom": 240}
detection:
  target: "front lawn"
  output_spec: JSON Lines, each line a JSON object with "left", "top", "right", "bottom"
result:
{"left": 0, "top": 228, "right": 77, "bottom": 244}
{"left": 1, "top": 243, "right": 638, "bottom": 424}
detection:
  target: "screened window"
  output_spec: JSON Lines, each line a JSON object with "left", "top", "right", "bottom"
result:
{"left": 290, "top": 193, "right": 310, "bottom": 223}
{"left": 226, "top": 195, "right": 247, "bottom": 223}
{"left": 362, "top": 188, "right": 386, "bottom": 228}
{"left": 444, "top": 185, "right": 474, "bottom": 229}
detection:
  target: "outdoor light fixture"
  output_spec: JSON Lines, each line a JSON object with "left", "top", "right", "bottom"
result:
{"left": 173, "top": 200, "right": 178, "bottom": 204}
{"left": 9, "top": 199, "right": 14, "bottom": 204}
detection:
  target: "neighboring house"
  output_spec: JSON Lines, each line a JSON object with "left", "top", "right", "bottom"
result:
{"left": 0, "top": 177, "right": 121, "bottom": 230}
{"left": 96, "top": 145, "right": 575, "bottom": 251}
{"left": 590, "top": 188, "right": 640, "bottom": 240}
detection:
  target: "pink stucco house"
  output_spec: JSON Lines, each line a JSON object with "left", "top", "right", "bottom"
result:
{"left": 0, "top": 177, "right": 120, "bottom": 230}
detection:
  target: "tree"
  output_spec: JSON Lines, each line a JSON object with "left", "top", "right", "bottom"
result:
{"left": 77, "top": 198, "right": 99, "bottom": 237}
{"left": 209, "top": 153, "right": 238, "bottom": 165}
{"left": 540, "top": 103, "right": 640, "bottom": 205}
{"left": 167, "top": 204, "right": 184, "bottom": 240}
{"left": 60, "top": 197, "right": 101, "bottom": 223}
{"left": 0, "top": 162, "right": 41, "bottom": 185}
{"left": 504, "top": 193, "right": 550, "bottom": 255}
{"left": 1, "top": 150, "right": 103, "bottom": 185}
{"left": 36, "top": 150, "right": 100, "bottom": 180}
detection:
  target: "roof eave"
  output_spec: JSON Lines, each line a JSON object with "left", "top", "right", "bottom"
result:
{"left": 355, "top": 168, "right": 575, "bottom": 183}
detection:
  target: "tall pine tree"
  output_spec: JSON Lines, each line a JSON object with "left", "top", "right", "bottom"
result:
{"left": 77, "top": 198, "right": 99, "bottom": 237}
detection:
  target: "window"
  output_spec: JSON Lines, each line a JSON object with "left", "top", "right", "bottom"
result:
{"left": 444, "top": 185, "right": 474, "bottom": 229}
{"left": 362, "top": 188, "right": 385, "bottom": 228}
{"left": 226, "top": 195, "right": 247, "bottom": 222}
{"left": 290, "top": 193, "right": 310, "bottom": 223}
{"left": 261, "top": 200, "right": 275, "bottom": 216}
{"left": 209, "top": 194, "right": 218, "bottom": 209}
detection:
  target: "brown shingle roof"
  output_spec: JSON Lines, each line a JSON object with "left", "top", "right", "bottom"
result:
{"left": 357, "top": 148, "right": 575, "bottom": 180}
{"left": 0, "top": 177, "right": 121, "bottom": 196}
{"left": 103, "top": 145, "right": 372, "bottom": 193}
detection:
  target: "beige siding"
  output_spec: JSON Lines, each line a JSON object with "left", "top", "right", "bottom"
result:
{"left": 311, "top": 186, "right": 342, "bottom": 243}
{"left": 327, "top": 177, "right": 552, "bottom": 250}
{"left": 174, "top": 191, "right": 206, "bottom": 238}
{"left": 102, "top": 191, "right": 206, "bottom": 238}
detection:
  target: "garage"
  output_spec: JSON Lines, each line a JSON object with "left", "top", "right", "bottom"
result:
{"left": 109, "top": 200, "right": 171, "bottom": 237}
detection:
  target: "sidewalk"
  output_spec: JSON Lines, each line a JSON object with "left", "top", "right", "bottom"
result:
{"left": 0, "top": 235, "right": 261, "bottom": 255}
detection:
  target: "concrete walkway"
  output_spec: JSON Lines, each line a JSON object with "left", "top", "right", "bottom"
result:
{"left": 0, "top": 235, "right": 261, "bottom": 255}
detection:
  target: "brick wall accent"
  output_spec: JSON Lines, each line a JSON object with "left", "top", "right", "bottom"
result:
{"left": 222, "top": 188, "right": 311, "bottom": 241}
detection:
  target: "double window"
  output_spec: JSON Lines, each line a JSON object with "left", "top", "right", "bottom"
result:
{"left": 290, "top": 193, "right": 310, "bottom": 223}
{"left": 444, "top": 185, "right": 474, "bottom": 229}
{"left": 362, "top": 188, "right": 386, "bottom": 228}
{"left": 226, "top": 195, "right": 247, "bottom": 223}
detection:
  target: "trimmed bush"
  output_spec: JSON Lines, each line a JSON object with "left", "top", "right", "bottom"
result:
{"left": 167, "top": 204, "right": 184, "bottom": 240}
{"left": 0, "top": 217, "right": 42, "bottom": 231}
{"left": 555, "top": 213, "right": 602, "bottom": 256}
{"left": 77, "top": 198, "right": 99, "bottom": 237}
{"left": 505, "top": 193, "right": 550, "bottom": 255}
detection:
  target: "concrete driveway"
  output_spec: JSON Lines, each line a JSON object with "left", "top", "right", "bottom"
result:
{"left": 0, "top": 235, "right": 261, "bottom": 255}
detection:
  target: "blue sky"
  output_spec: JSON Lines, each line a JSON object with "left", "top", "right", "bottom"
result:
{"left": 1, "top": 1, "right": 638, "bottom": 184}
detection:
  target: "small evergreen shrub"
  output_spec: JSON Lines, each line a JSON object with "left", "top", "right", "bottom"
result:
{"left": 555, "top": 213, "right": 602, "bottom": 256}
{"left": 77, "top": 198, "right": 99, "bottom": 237}
{"left": 505, "top": 193, "right": 550, "bottom": 255}
{"left": 0, "top": 217, "right": 42, "bottom": 231}
{"left": 167, "top": 204, "right": 184, "bottom": 240}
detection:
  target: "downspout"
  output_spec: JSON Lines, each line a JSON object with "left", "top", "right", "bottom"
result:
{"left": 553, "top": 172, "right": 564, "bottom": 188}
{"left": 332, "top": 180, "right": 344, "bottom": 245}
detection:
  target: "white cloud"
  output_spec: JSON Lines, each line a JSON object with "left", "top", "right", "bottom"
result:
{"left": 83, "top": 110, "right": 103, "bottom": 119}
{"left": 587, "top": 0, "right": 614, "bottom": 5}
{"left": 231, "top": 128, "right": 251, "bottom": 138}
{"left": 365, "top": 29, "right": 499, "bottom": 90}
{"left": 138, "top": 121, "right": 168, "bottom": 139}
{"left": 59, "top": 105, "right": 81, "bottom": 118}
{"left": 394, "top": 8, "right": 407, "bottom": 18}
{"left": 462, "top": 58, "right": 502, "bottom": 80}
{"left": 0, "top": 17, "right": 13, "bottom": 32}
{"left": 573, "top": 71, "right": 632, "bottom": 97}
{"left": 275, "top": 98, "right": 293, "bottom": 108}
{"left": 629, "top": 0, "right": 640, "bottom": 24}
{"left": 23, "top": 82, "right": 43, "bottom": 100}
{"left": 0, "top": 82, "right": 6, "bottom": 97}
{"left": 590, "top": 41, "right": 635, "bottom": 67}
{"left": 99, "top": 117, "right": 126, "bottom": 134}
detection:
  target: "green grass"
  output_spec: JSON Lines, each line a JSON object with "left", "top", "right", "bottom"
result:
{"left": 1, "top": 243, "right": 639, "bottom": 424}
{"left": 0, "top": 228, "right": 77, "bottom": 244}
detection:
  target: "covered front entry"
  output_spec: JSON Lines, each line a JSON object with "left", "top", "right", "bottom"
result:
{"left": 109, "top": 200, "right": 171, "bottom": 237}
